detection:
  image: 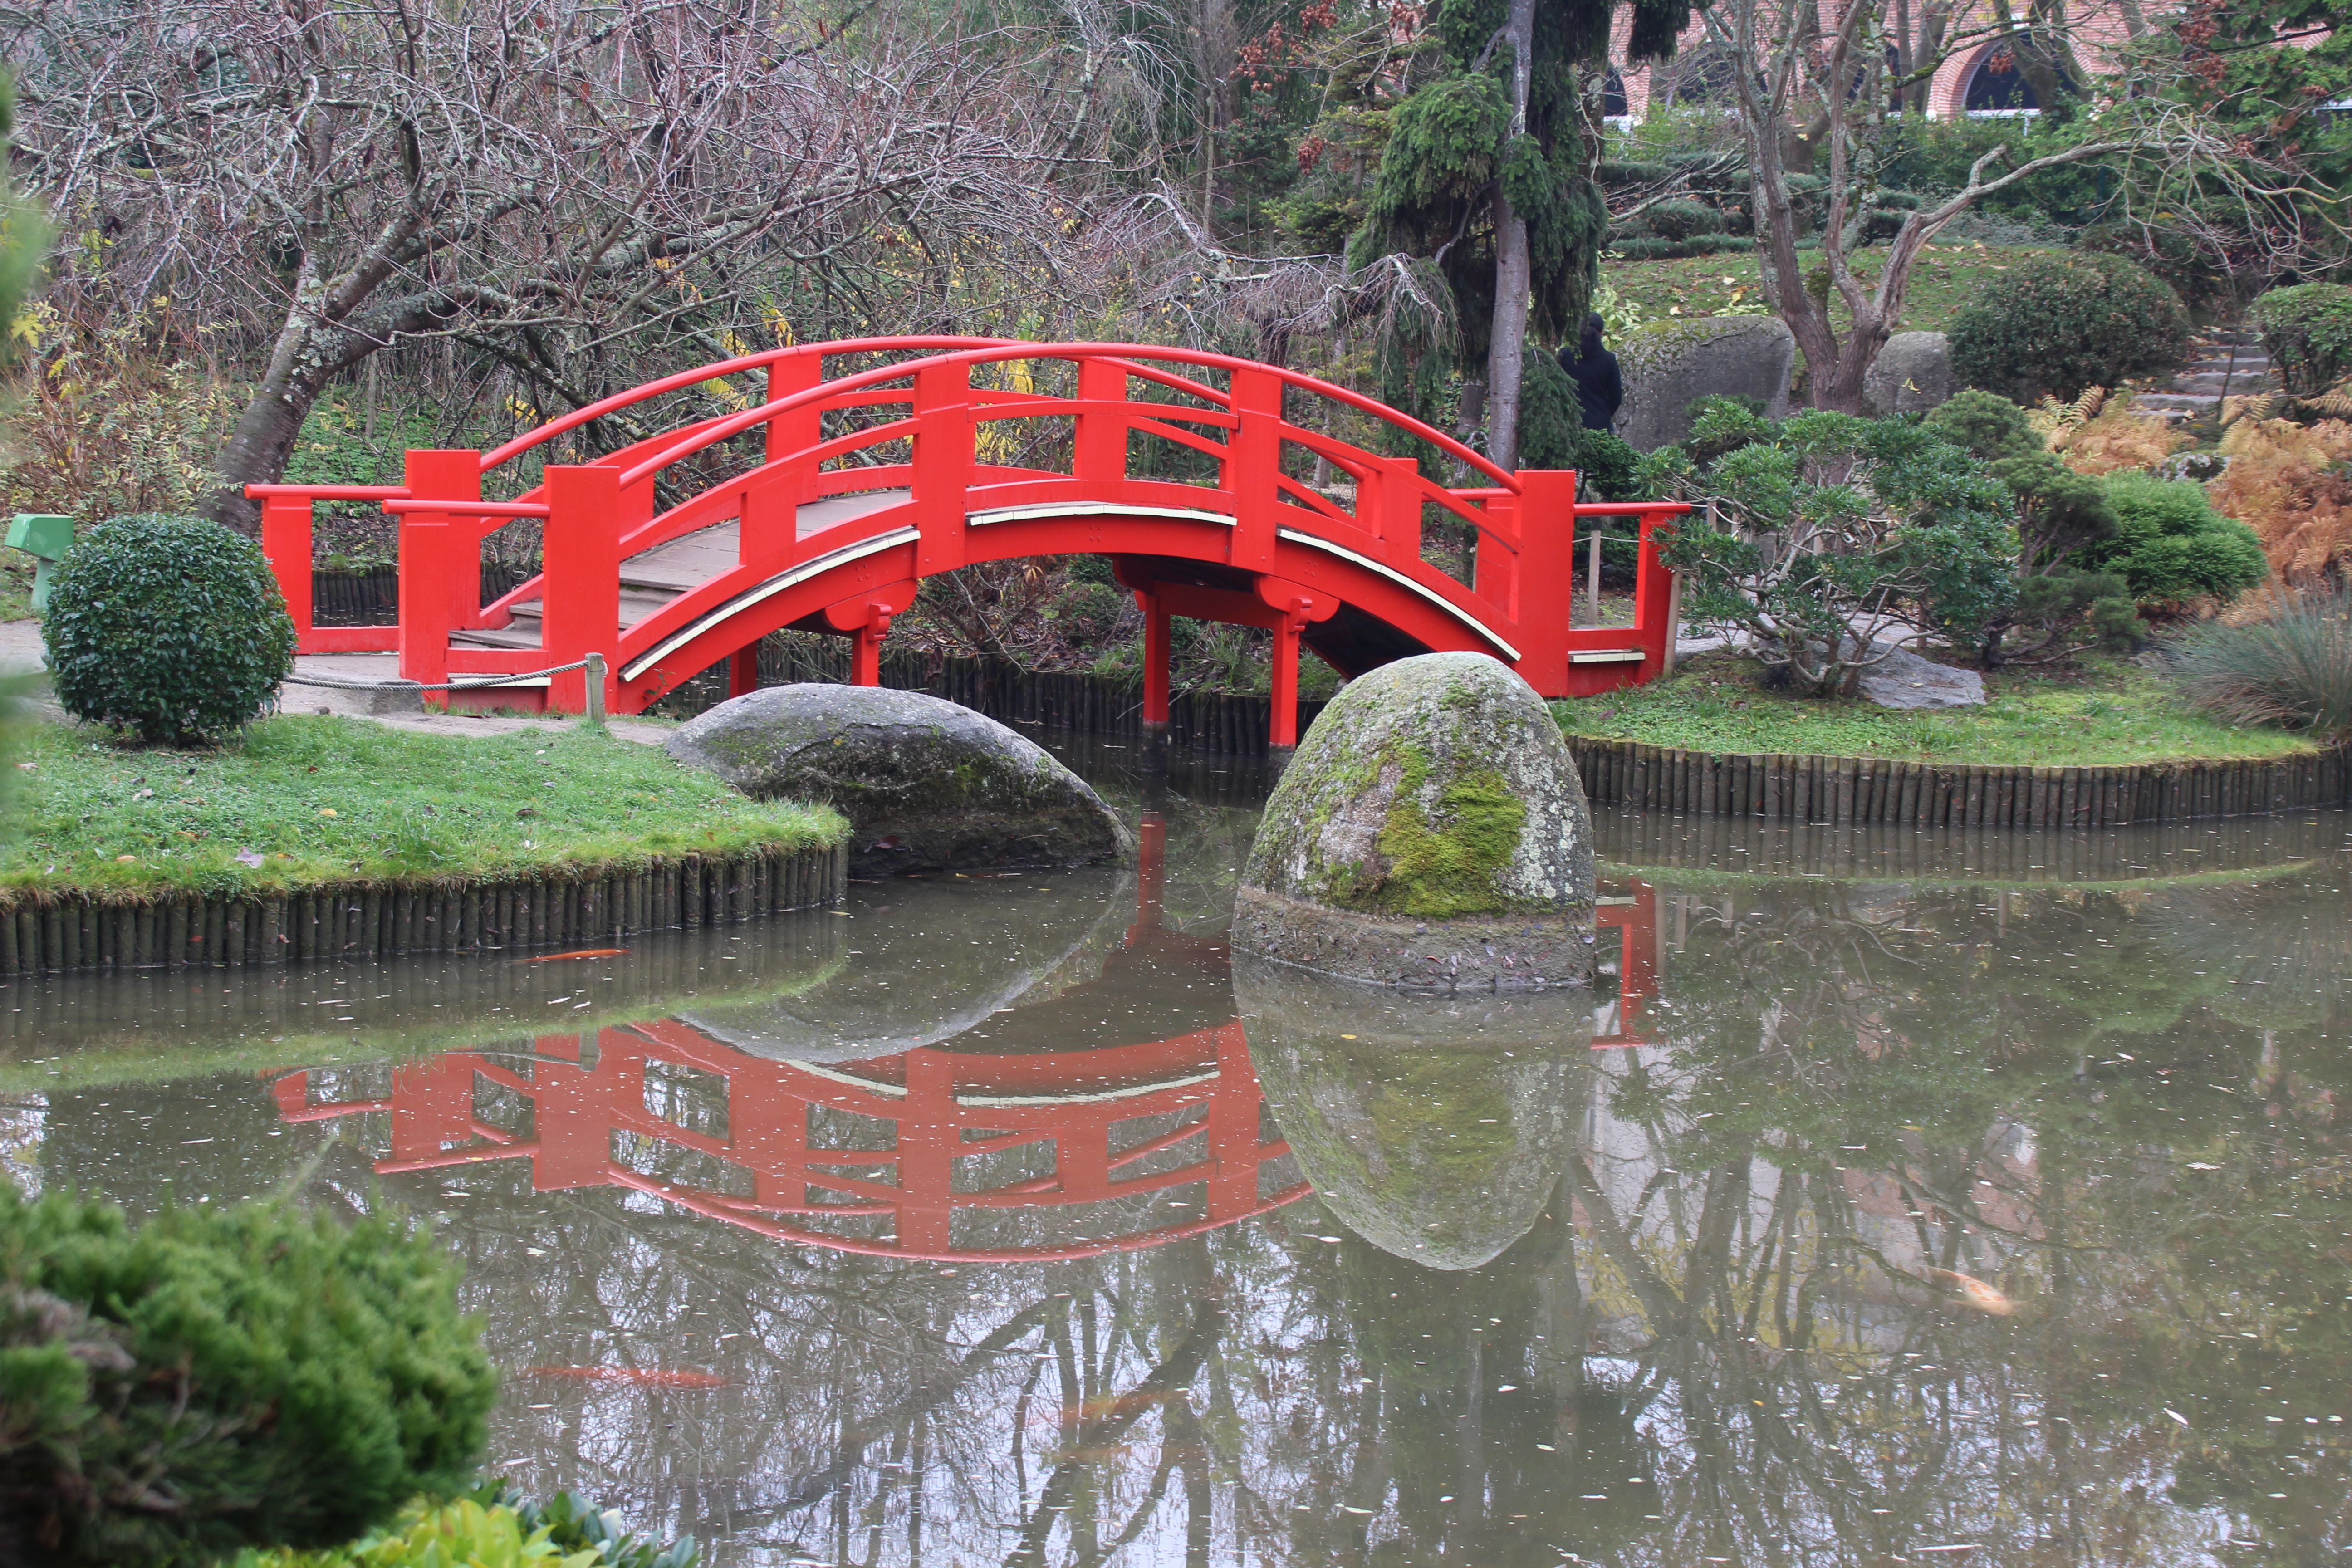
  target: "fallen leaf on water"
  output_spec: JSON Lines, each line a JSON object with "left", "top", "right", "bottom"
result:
{"left": 521, "top": 1367, "right": 730, "bottom": 1389}
{"left": 2185, "top": 1161, "right": 2220, "bottom": 1171}
{"left": 527, "top": 948, "right": 631, "bottom": 963}
{"left": 1928, "top": 1268, "right": 2014, "bottom": 1317}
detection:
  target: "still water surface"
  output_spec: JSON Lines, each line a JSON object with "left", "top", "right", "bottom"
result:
{"left": 6, "top": 747, "right": 2352, "bottom": 1567}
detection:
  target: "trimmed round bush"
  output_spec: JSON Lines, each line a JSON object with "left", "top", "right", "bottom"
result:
{"left": 2248, "top": 283, "right": 2352, "bottom": 397}
{"left": 41, "top": 513, "right": 296, "bottom": 745}
{"left": 1923, "top": 387, "right": 2042, "bottom": 462}
{"left": 2086, "top": 471, "right": 2269, "bottom": 605}
{"left": 1947, "top": 251, "right": 2191, "bottom": 404}
{"left": 0, "top": 1186, "right": 497, "bottom": 1567}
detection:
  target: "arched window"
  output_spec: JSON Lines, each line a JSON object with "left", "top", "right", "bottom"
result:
{"left": 1963, "top": 38, "right": 2075, "bottom": 114}
{"left": 1603, "top": 69, "right": 1629, "bottom": 118}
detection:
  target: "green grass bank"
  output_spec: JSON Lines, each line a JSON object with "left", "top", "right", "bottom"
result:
{"left": 1553, "top": 653, "right": 2320, "bottom": 769}
{"left": 2, "top": 714, "right": 847, "bottom": 900}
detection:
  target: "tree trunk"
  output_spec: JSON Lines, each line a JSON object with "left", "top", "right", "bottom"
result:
{"left": 1487, "top": 189, "right": 1531, "bottom": 470}
{"left": 207, "top": 306, "right": 395, "bottom": 532}
{"left": 1482, "top": 0, "right": 1538, "bottom": 471}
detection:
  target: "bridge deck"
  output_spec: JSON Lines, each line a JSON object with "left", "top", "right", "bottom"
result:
{"left": 454, "top": 490, "right": 912, "bottom": 652}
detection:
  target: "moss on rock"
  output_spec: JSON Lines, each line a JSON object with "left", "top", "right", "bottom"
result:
{"left": 1235, "top": 653, "right": 1596, "bottom": 990}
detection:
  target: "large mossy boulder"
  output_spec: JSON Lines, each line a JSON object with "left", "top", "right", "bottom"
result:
{"left": 1234, "top": 652, "right": 1595, "bottom": 991}
{"left": 1615, "top": 316, "right": 1795, "bottom": 451}
{"left": 1235, "top": 956, "right": 1592, "bottom": 1268}
{"left": 666, "top": 684, "right": 1132, "bottom": 875}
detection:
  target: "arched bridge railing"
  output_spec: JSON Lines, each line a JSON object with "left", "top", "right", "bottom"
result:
{"left": 250, "top": 338, "right": 1688, "bottom": 724}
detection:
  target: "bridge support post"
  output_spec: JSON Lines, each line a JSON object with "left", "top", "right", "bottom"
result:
{"left": 850, "top": 611, "right": 892, "bottom": 688}
{"left": 729, "top": 647, "right": 761, "bottom": 699}
{"left": 1268, "top": 607, "right": 1304, "bottom": 753}
{"left": 1140, "top": 592, "right": 1170, "bottom": 750}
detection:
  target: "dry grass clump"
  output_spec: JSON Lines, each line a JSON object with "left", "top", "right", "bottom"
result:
{"left": 2168, "top": 585, "right": 2352, "bottom": 733}
{"left": 2208, "top": 416, "right": 2352, "bottom": 584}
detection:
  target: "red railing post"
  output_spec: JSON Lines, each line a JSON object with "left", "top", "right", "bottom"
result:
{"left": 1367, "top": 456, "right": 1423, "bottom": 565}
{"left": 1228, "top": 368, "right": 1282, "bottom": 572}
{"left": 1511, "top": 469, "right": 1580, "bottom": 698}
{"left": 1074, "top": 356, "right": 1127, "bottom": 492}
{"left": 397, "top": 450, "right": 482, "bottom": 700}
{"left": 542, "top": 464, "right": 623, "bottom": 715}
{"left": 1633, "top": 513, "right": 1676, "bottom": 680}
{"left": 259, "top": 496, "right": 317, "bottom": 648}
{"left": 912, "top": 362, "right": 973, "bottom": 578}
{"left": 746, "top": 353, "right": 824, "bottom": 575}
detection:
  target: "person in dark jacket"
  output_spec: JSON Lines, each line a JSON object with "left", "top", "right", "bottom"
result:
{"left": 1560, "top": 313, "right": 1622, "bottom": 432}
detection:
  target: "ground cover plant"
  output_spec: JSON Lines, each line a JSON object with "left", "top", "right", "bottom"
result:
{"left": 1551, "top": 651, "right": 2319, "bottom": 766}
{"left": 0, "top": 716, "right": 845, "bottom": 898}
{"left": 2209, "top": 416, "right": 2352, "bottom": 584}
{"left": 0, "top": 1186, "right": 496, "bottom": 1568}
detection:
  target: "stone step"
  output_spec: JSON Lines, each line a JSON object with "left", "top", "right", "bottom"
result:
{"left": 2171, "top": 372, "right": 2278, "bottom": 394}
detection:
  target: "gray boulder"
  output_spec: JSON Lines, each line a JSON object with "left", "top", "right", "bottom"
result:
{"left": 667, "top": 684, "right": 1132, "bottom": 874}
{"left": 1615, "top": 316, "right": 1795, "bottom": 451}
{"left": 1857, "top": 642, "right": 1985, "bottom": 710}
{"left": 1234, "top": 955, "right": 1592, "bottom": 1268}
{"left": 1862, "top": 331, "right": 1955, "bottom": 416}
{"left": 1234, "top": 652, "right": 1595, "bottom": 991}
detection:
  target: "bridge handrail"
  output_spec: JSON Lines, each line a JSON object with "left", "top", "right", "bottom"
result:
{"left": 475, "top": 335, "right": 1022, "bottom": 471}
{"left": 603, "top": 342, "right": 1519, "bottom": 496}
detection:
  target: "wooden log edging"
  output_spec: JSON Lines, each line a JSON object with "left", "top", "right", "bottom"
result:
{"left": 1563, "top": 738, "right": 2352, "bottom": 827}
{"left": 0, "top": 843, "right": 847, "bottom": 976}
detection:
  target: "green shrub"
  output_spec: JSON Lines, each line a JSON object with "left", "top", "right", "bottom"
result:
{"left": 40, "top": 514, "right": 296, "bottom": 745}
{"left": 229, "top": 1491, "right": 699, "bottom": 1568}
{"left": 1647, "top": 407, "right": 2018, "bottom": 695}
{"left": 1607, "top": 233, "right": 1755, "bottom": 261}
{"left": 2168, "top": 587, "right": 2352, "bottom": 733}
{"left": 1630, "top": 199, "right": 1724, "bottom": 241}
{"left": 1946, "top": 252, "right": 2191, "bottom": 403}
{"left": 1923, "top": 388, "right": 2042, "bottom": 462}
{"left": 1571, "top": 427, "right": 1643, "bottom": 500}
{"left": 2087, "top": 472, "right": 2269, "bottom": 605}
{"left": 2247, "top": 283, "right": 2352, "bottom": 397}
{"left": 0, "top": 1186, "right": 497, "bottom": 1568}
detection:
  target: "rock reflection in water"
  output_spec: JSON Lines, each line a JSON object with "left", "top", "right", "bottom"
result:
{"left": 1234, "top": 953, "right": 1597, "bottom": 1268}
{"left": 680, "top": 865, "right": 1133, "bottom": 1062}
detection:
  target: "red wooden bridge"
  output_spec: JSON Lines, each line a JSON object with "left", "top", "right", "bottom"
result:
{"left": 251, "top": 338, "right": 1687, "bottom": 743}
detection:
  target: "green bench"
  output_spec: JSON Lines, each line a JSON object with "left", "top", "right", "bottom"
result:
{"left": 5, "top": 513, "right": 73, "bottom": 612}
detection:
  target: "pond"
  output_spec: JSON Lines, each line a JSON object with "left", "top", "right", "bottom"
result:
{"left": 6, "top": 743, "right": 2350, "bottom": 1567}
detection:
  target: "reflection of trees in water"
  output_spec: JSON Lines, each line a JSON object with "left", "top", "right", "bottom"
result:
{"left": 1573, "top": 873, "right": 2352, "bottom": 1565}
{"left": 28, "top": 865, "right": 2352, "bottom": 1565}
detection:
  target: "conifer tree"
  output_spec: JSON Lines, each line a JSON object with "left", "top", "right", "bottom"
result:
{"left": 1347, "top": 0, "right": 1693, "bottom": 466}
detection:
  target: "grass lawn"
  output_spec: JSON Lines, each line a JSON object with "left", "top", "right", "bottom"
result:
{"left": 1602, "top": 243, "right": 2059, "bottom": 338}
{"left": 1552, "top": 652, "right": 2324, "bottom": 768}
{"left": 1, "top": 714, "right": 847, "bottom": 899}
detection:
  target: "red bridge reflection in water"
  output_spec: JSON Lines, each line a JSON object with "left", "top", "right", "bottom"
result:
{"left": 268, "top": 822, "right": 1662, "bottom": 1260}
